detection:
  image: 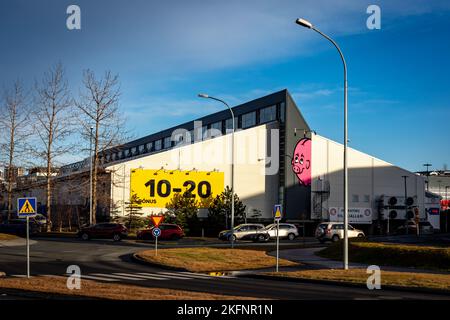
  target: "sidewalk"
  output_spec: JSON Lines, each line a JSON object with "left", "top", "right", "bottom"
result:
{"left": 0, "top": 238, "right": 37, "bottom": 247}
{"left": 269, "top": 247, "right": 450, "bottom": 275}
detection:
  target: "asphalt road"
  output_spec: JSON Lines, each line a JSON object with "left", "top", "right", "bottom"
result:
{"left": 0, "top": 237, "right": 448, "bottom": 300}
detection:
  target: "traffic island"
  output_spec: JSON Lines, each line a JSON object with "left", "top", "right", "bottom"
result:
{"left": 257, "top": 268, "right": 450, "bottom": 294}
{"left": 0, "top": 275, "right": 257, "bottom": 300}
{"left": 318, "top": 240, "right": 450, "bottom": 271}
{"left": 134, "top": 247, "right": 299, "bottom": 272}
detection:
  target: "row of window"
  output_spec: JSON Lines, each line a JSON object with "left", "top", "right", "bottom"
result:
{"left": 101, "top": 104, "right": 279, "bottom": 164}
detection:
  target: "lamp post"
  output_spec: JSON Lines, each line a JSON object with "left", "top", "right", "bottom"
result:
{"left": 296, "top": 18, "right": 349, "bottom": 269}
{"left": 89, "top": 127, "right": 93, "bottom": 226}
{"left": 445, "top": 186, "right": 449, "bottom": 233}
{"left": 198, "top": 94, "right": 235, "bottom": 248}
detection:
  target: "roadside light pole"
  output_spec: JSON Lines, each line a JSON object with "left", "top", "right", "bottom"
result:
{"left": 89, "top": 127, "right": 93, "bottom": 226}
{"left": 198, "top": 94, "right": 235, "bottom": 248}
{"left": 445, "top": 186, "right": 449, "bottom": 233}
{"left": 296, "top": 18, "right": 349, "bottom": 270}
{"left": 402, "top": 175, "right": 409, "bottom": 234}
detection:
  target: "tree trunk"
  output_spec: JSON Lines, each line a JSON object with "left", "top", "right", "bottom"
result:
{"left": 92, "top": 122, "right": 99, "bottom": 225}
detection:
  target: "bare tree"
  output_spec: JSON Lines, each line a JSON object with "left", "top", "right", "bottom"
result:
{"left": 0, "top": 81, "right": 31, "bottom": 219}
{"left": 33, "top": 63, "right": 74, "bottom": 231}
{"left": 76, "top": 70, "right": 124, "bottom": 224}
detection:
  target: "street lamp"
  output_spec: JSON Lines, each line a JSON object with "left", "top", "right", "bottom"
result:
{"left": 296, "top": 18, "right": 349, "bottom": 269}
{"left": 89, "top": 127, "right": 93, "bottom": 226}
{"left": 198, "top": 93, "right": 236, "bottom": 248}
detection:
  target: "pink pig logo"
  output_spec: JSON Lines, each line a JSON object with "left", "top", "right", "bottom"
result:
{"left": 291, "top": 138, "right": 311, "bottom": 186}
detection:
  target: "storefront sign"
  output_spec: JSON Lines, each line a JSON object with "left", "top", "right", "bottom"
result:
{"left": 329, "top": 207, "right": 373, "bottom": 224}
{"left": 130, "top": 169, "right": 224, "bottom": 208}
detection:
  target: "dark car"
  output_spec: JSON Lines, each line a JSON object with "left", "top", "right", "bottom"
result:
{"left": 0, "top": 219, "right": 40, "bottom": 236}
{"left": 137, "top": 223, "right": 184, "bottom": 240}
{"left": 78, "top": 223, "right": 128, "bottom": 241}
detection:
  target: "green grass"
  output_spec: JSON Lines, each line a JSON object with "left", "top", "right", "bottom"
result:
{"left": 318, "top": 240, "right": 450, "bottom": 271}
{"left": 0, "top": 233, "right": 20, "bottom": 240}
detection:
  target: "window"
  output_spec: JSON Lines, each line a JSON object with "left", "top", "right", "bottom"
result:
{"left": 131, "top": 147, "right": 137, "bottom": 155}
{"left": 364, "top": 195, "right": 370, "bottom": 203}
{"left": 352, "top": 194, "right": 359, "bottom": 203}
{"left": 210, "top": 121, "right": 222, "bottom": 138}
{"left": 163, "top": 137, "right": 172, "bottom": 149}
{"left": 280, "top": 102, "right": 285, "bottom": 123}
{"left": 154, "top": 140, "right": 162, "bottom": 151}
{"left": 259, "top": 105, "right": 276, "bottom": 123}
{"left": 241, "top": 111, "right": 256, "bottom": 129}
{"left": 202, "top": 125, "right": 208, "bottom": 140}
{"left": 146, "top": 142, "right": 153, "bottom": 152}
{"left": 118, "top": 151, "right": 123, "bottom": 159}
{"left": 111, "top": 153, "right": 116, "bottom": 161}
{"left": 139, "top": 145, "right": 145, "bottom": 153}
{"left": 225, "top": 117, "right": 238, "bottom": 132}
{"left": 124, "top": 149, "right": 129, "bottom": 157}
{"left": 106, "top": 154, "right": 110, "bottom": 161}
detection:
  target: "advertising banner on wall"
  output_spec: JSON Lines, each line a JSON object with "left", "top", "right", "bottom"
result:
{"left": 130, "top": 169, "right": 224, "bottom": 208}
{"left": 328, "top": 207, "right": 373, "bottom": 224}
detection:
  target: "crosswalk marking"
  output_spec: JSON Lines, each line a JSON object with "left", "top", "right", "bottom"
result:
{"left": 10, "top": 271, "right": 235, "bottom": 283}
{"left": 113, "top": 273, "right": 168, "bottom": 281}
{"left": 153, "top": 271, "right": 194, "bottom": 280}
{"left": 80, "top": 274, "right": 119, "bottom": 282}
{"left": 90, "top": 273, "right": 144, "bottom": 281}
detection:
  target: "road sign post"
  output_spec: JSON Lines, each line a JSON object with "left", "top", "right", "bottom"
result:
{"left": 273, "top": 204, "right": 282, "bottom": 272}
{"left": 150, "top": 215, "right": 164, "bottom": 256}
{"left": 17, "top": 197, "right": 37, "bottom": 278}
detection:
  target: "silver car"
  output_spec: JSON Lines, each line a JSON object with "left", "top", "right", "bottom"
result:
{"left": 218, "top": 224, "right": 269, "bottom": 242}
{"left": 265, "top": 223, "right": 299, "bottom": 240}
{"left": 315, "top": 222, "right": 365, "bottom": 243}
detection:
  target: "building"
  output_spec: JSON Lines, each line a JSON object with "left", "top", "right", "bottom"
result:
{"left": 3, "top": 166, "right": 25, "bottom": 183}
{"left": 20, "top": 90, "right": 427, "bottom": 234}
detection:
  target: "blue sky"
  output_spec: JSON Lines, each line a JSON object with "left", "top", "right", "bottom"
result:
{"left": 0, "top": 0, "right": 449, "bottom": 172}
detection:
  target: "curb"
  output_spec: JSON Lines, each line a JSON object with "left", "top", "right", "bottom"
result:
{"left": 240, "top": 273, "right": 450, "bottom": 296}
{"left": 131, "top": 253, "right": 188, "bottom": 272}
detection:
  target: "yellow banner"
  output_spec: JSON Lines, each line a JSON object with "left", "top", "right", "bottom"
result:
{"left": 130, "top": 169, "right": 224, "bottom": 208}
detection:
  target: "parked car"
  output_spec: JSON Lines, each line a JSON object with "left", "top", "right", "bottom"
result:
{"left": 137, "top": 223, "right": 184, "bottom": 240}
{"left": 315, "top": 222, "right": 365, "bottom": 243}
{"left": 0, "top": 219, "right": 40, "bottom": 236}
{"left": 264, "top": 223, "right": 299, "bottom": 240}
{"left": 218, "top": 224, "right": 269, "bottom": 242}
{"left": 78, "top": 223, "right": 128, "bottom": 241}
{"left": 396, "top": 221, "right": 434, "bottom": 235}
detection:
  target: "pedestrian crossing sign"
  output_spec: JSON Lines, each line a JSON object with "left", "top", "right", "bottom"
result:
{"left": 274, "top": 204, "right": 282, "bottom": 221}
{"left": 17, "top": 197, "right": 37, "bottom": 217}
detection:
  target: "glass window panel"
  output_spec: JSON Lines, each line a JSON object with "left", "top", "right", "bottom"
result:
{"left": 241, "top": 111, "right": 256, "bottom": 129}
{"left": 154, "top": 140, "right": 162, "bottom": 151}
{"left": 259, "top": 105, "right": 276, "bottom": 123}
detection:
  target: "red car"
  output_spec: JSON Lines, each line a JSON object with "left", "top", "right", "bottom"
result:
{"left": 78, "top": 223, "right": 128, "bottom": 241}
{"left": 137, "top": 223, "right": 184, "bottom": 240}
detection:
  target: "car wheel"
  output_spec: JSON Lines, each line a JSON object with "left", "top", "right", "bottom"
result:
{"left": 331, "top": 235, "right": 340, "bottom": 242}
{"left": 81, "top": 233, "right": 89, "bottom": 241}
{"left": 287, "top": 233, "right": 296, "bottom": 241}
{"left": 357, "top": 233, "right": 364, "bottom": 238}
{"left": 257, "top": 234, "right": 266, "bottom": 242}
{"left": 112, "top": 234, "right": 121, "bottom": 242}
{"left": 229, "top": 234, "right": 237, "bottom": 242}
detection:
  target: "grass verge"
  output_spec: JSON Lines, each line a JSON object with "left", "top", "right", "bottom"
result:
{"left": 318, "top": 240, "right": 450, "bottom": 271}
{"left": 265, "top": 269, "right": 450, "bottom": 292}
{"left": 135, "top": 247, "right": 299, "bottom": 272}
{"left": 0, "top": 233, "right": 20, "bottom": 240}
{"left": 0, "top": 276, "right": 257, "bottom": 300}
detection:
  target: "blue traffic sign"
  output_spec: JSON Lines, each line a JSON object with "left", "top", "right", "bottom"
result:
{"left": 17, "top": 197, "right": 37, "bottom": 217}
{"left": 152, "top": 227, "right": 161, "bottom": 238}
{"left": 273, "top": 204, "right": 282, "bottom": 221}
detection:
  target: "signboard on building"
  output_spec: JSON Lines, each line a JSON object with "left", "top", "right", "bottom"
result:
{"left": 130, "top": 169, "right": 224, "bottom": 208}
{"left": 328, "top": 207, "right": 373, "bottom": 224}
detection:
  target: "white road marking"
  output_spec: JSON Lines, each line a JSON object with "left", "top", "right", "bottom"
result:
{"left": 79, "top": 274, "right": 119, "bottom": 282}
{"left": 90, "top": 273, "right": 144, "bottom": 281}
{"left": 113, "top": 273, "right": 168, "bottom": 280}
{"left": 154, "top": 271, "right": 196, "bottom": 280}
